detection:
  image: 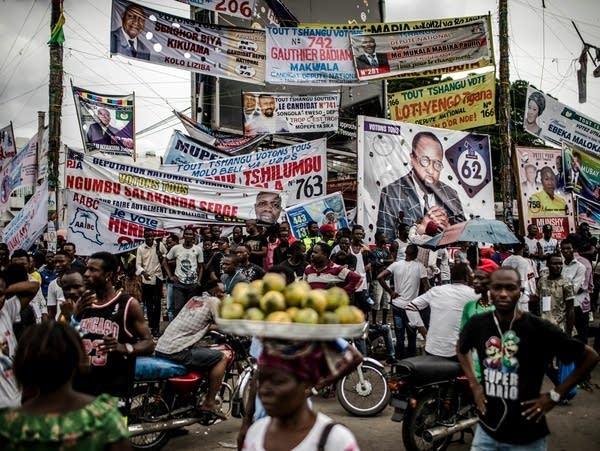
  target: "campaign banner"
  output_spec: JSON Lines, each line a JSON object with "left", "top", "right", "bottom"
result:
{"left": 36, "top": 127, "right": 49, "bottom": 183}
{"left": 65, "top": 149, "right": 286, "bottom": 224}
{"left": 175, "top": 0, "right": 256, "bottom": 20}
{"left": 242, "top": 93, "right": 339, "bottom": 135}
{"left": 576, "top": 196, "right": 600, "bottom": 229}
{"left": 516, "top": 146, "right": 574, "bottom": 240}
{"left": 388, "top": 72, "right": 496, "bottom": 130}
{"left": 285, "top": 192, "right": 348, "bottom": 240}
{"left": 163, "top": 130, "right": 231, "bottom": 165}
{"left": 266, "top": 27, "right": 360, "bottom": 85}
{"left": 3, "top": 182, "right": 48, "bottom": 253}
{"left": 562, "top": 141, "right": 600, "bottom": 202}
{"left": 72, "top": 85, "right": 134, "bottom": 156}
{"left": 174, "top": 110, "right": 264, "bottom": 152}
{"left": 357, "top": 116, "right": 494, "bottom": 243}
{"left": 110, "top": 0, "right": 265, "bottom": 84}
{"left": 524, "top": 85, "right": 600, "bottom": 154}
{"left": 0, "top": 133, "right": 38, "bottom": 214}
{"left": 66, "top": 190, "right": 193, "bottom": 255}
{"left": 0, "top": 122, "right": 17, "bottom": 167}
{"left": 349, "top": 20, "right": 492, "bottom": 81}
{"left": 161, "top": 138, "right": 327, "bottom": 203}
{"left": 302, "top": 15, "right": 493, "bottom": 79}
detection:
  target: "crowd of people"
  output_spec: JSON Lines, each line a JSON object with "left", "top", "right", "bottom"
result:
{"left": 0, "top": 215, "right": 599, "bottom": 449}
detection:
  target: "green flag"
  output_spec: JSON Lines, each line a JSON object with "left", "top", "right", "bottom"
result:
{"left": 48, "top": 13, "right": 65, "bottom": 45}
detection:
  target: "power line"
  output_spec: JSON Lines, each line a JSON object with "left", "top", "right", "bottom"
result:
{"left": 0, "top": 0, "right": 37, "bottom": 75}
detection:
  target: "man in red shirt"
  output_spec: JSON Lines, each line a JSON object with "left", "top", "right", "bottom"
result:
{"left": 302, "top": 242, "right": 362, "bottom": 295}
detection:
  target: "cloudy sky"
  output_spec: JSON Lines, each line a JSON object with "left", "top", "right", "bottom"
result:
{"left": 0, "top": 0, "right": 599, "bottom": 155}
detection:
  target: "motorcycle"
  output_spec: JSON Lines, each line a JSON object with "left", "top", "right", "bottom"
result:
{"left": 387, "top": 355, "right": 479, "bottom": 451}
{"left": 127, "top": 333, "right": 253, "bottom": 451}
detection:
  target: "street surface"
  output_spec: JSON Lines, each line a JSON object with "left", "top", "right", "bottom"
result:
{"left": 163, "top": 365, "right": 600, "bottom": 450}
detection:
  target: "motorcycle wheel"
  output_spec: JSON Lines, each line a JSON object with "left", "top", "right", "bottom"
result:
{"left": 401, "top": 390, "right": 450, "bottom": 451}
{"left": 336, "top": 362, "right": 391, "bottom": 417}
{"left": 218, "top": 382, "right": 233, "bottom": 416}
{"left": 129, "top": 386, "right": 171, "bottom": 451}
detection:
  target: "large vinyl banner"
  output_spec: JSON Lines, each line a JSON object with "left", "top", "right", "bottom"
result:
{"left": 66, "top": 191, "right": 192, "bottom": 255}
{"left": 563, "top": 142, "right": 600, "bottom": 202}
{"left": 516, "top": 146, "right": 574, "bottom": 240}
{"left": 266, "top": 27, "right": 360, "bottom": 85}
{"left": 65, "top": 149, "right": 286, "bottom": 224}
{"left": 576, "top": 196, "right": 600, "bottom": 229}
{"left": 0, "top": 123, "right": 17, "bottom": 167}
{"left": 349, "top": 19, "right": 492, "bottom": 81}
{"left": 242, "top": 93, "right": 340, "bottom": 135}
{"left": 388, "top": 72, "right": 496, "bottom": 130}
{"left": 161, "top": 138, "right": 327, "bottom": 204}
{"left": 163, "top": 130, "right": 230, "bottom": 165}
{"left": 524, "top": 85, "right": 600, "bottom": 154}
{"left": 285, "top": 192, "right": 349, "bottom": 240}
{"left": 357, "top": 116, "right": 494, "bottom": 243}
{"left": 110, "top": 0, "right": 265, "bottom": 84}
{"left": 0, "top": 133, "right": 38, "bottom": 214}
{"left": 72, "top": 85, "right": 134, "bottom": 156}
{"left": 2, "top": 182, "right": 48, "bottom": 252}
{"left": 175, "top": 0, "right": 256, "bottom": 20}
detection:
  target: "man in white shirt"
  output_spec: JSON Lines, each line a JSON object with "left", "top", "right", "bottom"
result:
{"left": 46, "top": 250, "right": 72, "bottom": 320}
{"left": 137, "top": 229, "right": 168, "bottom": 336}
{"left": 377, "top": 244, "right": 429, "bottom": 359}
{"left": 561, "top": 241, "right": 586, "bottom": 339}
{"left": 405, "top": 263, "right": 477, "bottom": 358}
{"left": 502, "top": 241, "right": 537, "bottom": 312}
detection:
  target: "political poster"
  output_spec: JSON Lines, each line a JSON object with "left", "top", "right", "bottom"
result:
{"left": 524, "top": 85, "right": 600, "bottom": 154}
{"left": 388, "top": 72, "right": 496, "bottom": 130}
{"left": 72, "top": 85, "right": 134, "bottom": 156}
{"left": 349, "top": 19, "right": 492, "bottom": 81}
{"left": 110, "top": 0, "right": 265, "bottom": 84}
{"left": 576, "top": 196, "right": 600, "bottom": 229}
{"left": 163, "top": 130, "right": 231, "bottom": 165}
{"left": 66, "top": 190, "right": 192, "bottom": 255}
{"left": 36, "top": 127, "right": 49, "bottom": 183}
{"left": 516, "top": 146, "right": 575, "bottom": 240}
{"left": 0, "top": 133, "right": 39, "bottom": 214}
{"left": 65, "top": 149, "right": 286, "bottom": 224}
{"left": 0, "top": 122, "right": 17, "bottom": 167}
{"left": 174, "top": 110, "right": 265, "bottom": 152}
{"left": 3, "top": 182, "right": 48, "bottom": 253}
{"left": 242, "top": 93, "right": 339, "bottom": 135}
{"left": 285, "top": 192, "right": 348, "bottom": 240}
{"left": 301, "top": 15, "right": 494, "bottom": 79}
{"left": 161, "top": 138, "right": 327, "bottom": 203}
{"left": 175, "top": 0, "right": 256, "bottom": 20}
{"left": 266, "top": 27, "right": 360, "bottom": 85}
{"left": 563, "top": 142, "right": 600, "bottom": 201}
{"left": 357, "top": 116, "right": 494, "bottom": 243}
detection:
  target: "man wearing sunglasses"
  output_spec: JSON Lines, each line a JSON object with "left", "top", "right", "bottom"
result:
{"left": 377, "top": 131, "right": 465, "bottom": 240}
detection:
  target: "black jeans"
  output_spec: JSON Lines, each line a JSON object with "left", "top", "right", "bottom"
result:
{"left": 142, "top": 280, "right": 163, "bottom": 334}
{"left": 574, "top": 306, "right": 589, "bottom": 344}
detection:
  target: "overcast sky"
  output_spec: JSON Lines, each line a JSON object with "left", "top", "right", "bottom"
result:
{"left": 0, "top": 0, "right": 599, "bottom": 156}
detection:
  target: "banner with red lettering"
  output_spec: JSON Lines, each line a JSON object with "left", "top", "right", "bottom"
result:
{"left": 0, "top": 133, "right": 39, "bottom": 214}
{"left": 3, "top": 182, "right": 48, "bottom": 253}
{"left": 65, "top": 148, "right": 286, "bottom": 224}
{"left": 516, "top": 146, "right": 575, "bottom": 240}
{"left": 161, "top": 138, "right": 327, "bottom": 204}
{"left": 66, "top": 190, "right": 192, "bottom": 255}
{"left": 175, "top": 0, "right": 256, "bottom": 20}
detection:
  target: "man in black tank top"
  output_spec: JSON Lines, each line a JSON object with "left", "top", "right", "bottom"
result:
{"left": 72, "top": 252, "right": 154, "bottom": 398}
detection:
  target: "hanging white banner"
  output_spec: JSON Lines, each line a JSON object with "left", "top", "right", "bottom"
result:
{"left": 163, "top": 130, "right": 231, "bottom": 165}
{"left": 0, "top": 133, "right": 38, "bottom": 214}
{"left": 3, "top": 182, "right": 48, "bottom": 253}
{"left": 175, "top": 0, "right": 256, "bottom": 20}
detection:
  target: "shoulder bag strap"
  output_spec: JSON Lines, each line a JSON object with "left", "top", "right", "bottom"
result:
{"left": 317, "top": 422, "right": 339, "bottom": 451}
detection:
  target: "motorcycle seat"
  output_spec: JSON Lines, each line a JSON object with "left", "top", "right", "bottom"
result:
{"left": 135, "top": 356, "right": 188, "bottom": 381}
{"left": 395, "top": 355, "right": 462, "bottom": 385}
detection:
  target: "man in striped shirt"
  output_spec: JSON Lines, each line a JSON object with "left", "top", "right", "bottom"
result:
{"left": 302, "top": 242, "right": 362, "bottom": 295}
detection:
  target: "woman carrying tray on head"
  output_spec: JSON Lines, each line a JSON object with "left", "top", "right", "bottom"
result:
{"left": 241, "top": 339, "right": 361, "bottom": 451}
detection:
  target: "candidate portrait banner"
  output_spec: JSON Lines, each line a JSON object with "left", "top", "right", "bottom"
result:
{"left": 0, "top": 133, "right": 39, "bottom": 214}
{"left": 576, "top": 196, "right": 600, "bottom": 229}
{"left": 161, "top": 138, "right": 327, "bottom": 204}
{"left": 516, "top": 146, "right": 574, "bottom": 240}
{"left": 65, "top": 148, "right": 286, "bottom": 224}
{"left": 66, "top": 190, "right": 193, "bottom": 255}
{"left": 242, "top": 93, "right": 340, "bottom": 135}
{"left": 524, "top": 85, "right": 600, "bottom": 154}
{"left": 349, "top": 19, "right": 492, "bottom": 81}
{"left": 388, "top": 72, "right": 496, "bottom": 130}
{"left": 163, "top": 130, "right": 231, "bottom": 165}
{"left": 357, "top": 116, "right": 494, "bottom": 243}
{"left": 302, "top": 15, "right": 494, "bottom": 80}
{"left": 3, "top": 182, "right": 48, "bottom": 253}
{"left": 285, "top": 192, "right": 348, "bottom": 240}
{"left": 563, "top": 141, "right": 600, "bottom": 202}
{"left": 110, "top": 0, "right": 265, "bottom": 84}
{"left": 0, "top": 122, "right": 17, "bottom": 167}
{"left": 72, "top": 85, "right": 134, "bottom": 156}
{"left": 175, "top": 0, "right": 256, "bottom": 20}
{"left": 266, "top": 27, "right": 360, "bottom": 85}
